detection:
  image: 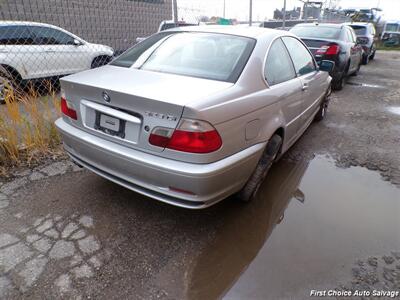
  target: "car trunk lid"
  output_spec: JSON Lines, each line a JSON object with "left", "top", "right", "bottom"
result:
{"left": 60, "top": 65, "right": 233, "bottom": 152}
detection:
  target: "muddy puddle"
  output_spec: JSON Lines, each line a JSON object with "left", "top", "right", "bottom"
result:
{"left": 388, "top": 106, "right": 400, "bottom": 116}
{"left": 186, "top": 156, "right": 400, "bottom": 300}
{"left": 347, "top": 82, "right": 384, "bottom": 89}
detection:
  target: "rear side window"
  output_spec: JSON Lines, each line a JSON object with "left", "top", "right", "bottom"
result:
{"left": 29, "top": 26, "right": 75, "bottom": 45}
{"left": 282, "top": 37, "right": 316, "bottom": 76}
{"left": 264, "top": 38, "right": 296, "bottom": 86}
{"left": 111, "top": 32, "right": 174, "bottom": 68}
{"left": 350, "top": 25, "right": 367, "bottom": 35}
{"left": 139, "top": 32, "right": 256, "bottom": 83}
{"left": 290, "top": 26, "right": 341, "bottom": 39}
{"left": 0, "top": 25, "right": 34, "bottom": 45}
{"left": 345, "top": 28, "right": 357, "bottom": 43}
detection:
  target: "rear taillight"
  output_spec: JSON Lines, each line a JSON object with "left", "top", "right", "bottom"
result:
{"left": 316, "top": 44, "right": 340, "bottom": 55}
{"left": 149, "top": 119, "right": 222, "bottom": 153}
{"left": 61, "top": 97, "right": 77, "bottom": 120}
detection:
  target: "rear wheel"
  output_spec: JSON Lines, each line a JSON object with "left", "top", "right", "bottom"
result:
{"left": 332, "top": 73, "right": 345, "bottom": 91}
{"left": 362, "top": 53, "right": 369, "bottom": 65}
{"left": 314, "top": 85, "right": 331, "bottom": 122}
{"left": 237, "top": 134, "right": 282, "bottom": 202}
{"left": 370, "top": 50, "right": 376, "bottom": 60}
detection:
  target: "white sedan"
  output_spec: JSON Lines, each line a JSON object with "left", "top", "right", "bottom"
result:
{"left": 0, "top": 21, "right": 114, "bottom": 103}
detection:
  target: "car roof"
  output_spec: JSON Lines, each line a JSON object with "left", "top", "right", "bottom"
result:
{"left": 344, "top": 22, "right": 370, "bottom": 27}
{"left": 294, "top": 23, "right": 344, "bottom": 29}
{"left": 0, "top": 20, "right": 57, "bottom": 28}
{"left": 165, "top": 25, "right": 289, "bottom": 39}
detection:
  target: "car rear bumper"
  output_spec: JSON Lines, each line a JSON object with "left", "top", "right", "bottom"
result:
{"left": 55, "top": 118, "right": 265, "bottom": 209}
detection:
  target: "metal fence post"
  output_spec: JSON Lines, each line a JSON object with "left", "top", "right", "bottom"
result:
{"left": 249, "top": 0, "right": 253, "bottom": 26}
{"left": 282, "top": 0, "right": 287, "bottom": 29}
{"left": 173, "top": 0, "right": 178, "bottom": 23}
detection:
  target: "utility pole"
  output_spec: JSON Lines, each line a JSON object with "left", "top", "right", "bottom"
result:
{"left": 249, "top": 0, "right": 253, "bottom": 26}
{"left": 172, "top": 0, "right": 178, "bottom": 23}
{"left": 282, "top": 0, "right": 287, "bottom": 28}
{"left": 223, "top": 0, "right": 226, "bottom": 18}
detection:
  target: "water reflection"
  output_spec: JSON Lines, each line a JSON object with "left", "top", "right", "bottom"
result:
{"left": 187, "top": 156, "right": 400, "bottom": 300}
{"left": 388, "top": 106, "right": 400, "bottom": 116}
{"left": 187, "top": 159, "right": 309, "bottom": 300}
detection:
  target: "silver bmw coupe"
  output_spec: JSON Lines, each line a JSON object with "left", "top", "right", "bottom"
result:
{"left": 55, "top": 26, "right": 332, "bottom": 209}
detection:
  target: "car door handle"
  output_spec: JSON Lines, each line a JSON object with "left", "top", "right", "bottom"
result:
{"left": 44, "top": 49, "right": 56, "bottom": 53}
{"left": 302, "top": 84, "right": 309, "bottom": 91}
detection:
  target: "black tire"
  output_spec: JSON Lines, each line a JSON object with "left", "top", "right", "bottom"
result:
{"left": 362, "top": 54, "right": 369, "bottom": 65}
{"left": 332, "top": 74, "right": 345, "bottom": 91}
{"left": 237, "top": 134, "right": 282, "bottom": 202}
{"left": 314, "top": 85, "right": 331, "bottom": 122}
{"left": 0, "top": 76, "right": 13, "bottom": 104}
{"left": 351, "top": 61, "right": 361, "bottom": 76}
{"left": 91, "top": 56, "right": 112, "bottom": 69}
{"left": 370, "top": 50, "right": 376, "bottom": 60}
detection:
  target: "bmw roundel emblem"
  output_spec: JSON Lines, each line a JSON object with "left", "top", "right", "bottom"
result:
{"left": 102, "top": 91, "right": 111, "bottom": 103}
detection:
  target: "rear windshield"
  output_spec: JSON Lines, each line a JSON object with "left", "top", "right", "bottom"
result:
{"left": 385, "top": 24, "right": 399, "bottom": 32}
{"left": 160, "top": 23, "right": 195, "bottom": 31}
{"left": 290, "top": 26, "right": 341, "bottom": 39}
{"left": 111, "top": 32, "right": 174, "bottom": 68}
{"left": 112, "top": 32, "right": 256, "bottom": 83}
{"left": 349, "top": 25, "right": 367, "bottom": 35}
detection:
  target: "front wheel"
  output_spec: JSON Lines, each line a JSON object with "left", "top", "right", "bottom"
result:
{"left": 237, "top": 134, "right": 282, "bottom": 202}
{"left": 314, "top": 85, "right": 331, "bottom": 122}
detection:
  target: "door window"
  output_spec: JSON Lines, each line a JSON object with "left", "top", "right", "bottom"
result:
{"left": 30, "top": 26, "right": 75, "bottom": 45}
{"left": 0, "top": 25, "right": 35, "bottom": 45}
{"left": 345, "top": 28, "right": 355, "bottom": 43}
{"left": 264, "top": 38, "right": 296, "bottom": 86}
{"left": 282, "top": 36, "right": 316, "bottom": 76}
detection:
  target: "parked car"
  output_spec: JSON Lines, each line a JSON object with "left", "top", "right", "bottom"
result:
{"left": 0, "top": 21, "right": 114, "bottom": 104}
{"left": 136, "top": 20, "right": 199, "bottom": 43}
{"left": 158, "top": 20, "right": 198, "bottom": 32}
{"left": 55, "top": 26, "right": 333, "bottom": 209}
{"left": 346, "top": 22, "right": 377, "bottom": 64}
{"left": 381, "top": 20, "right": 400, "bottom": 39}
{"left": 290, "top": 23, "right": 363, "bottom": 90}
{"left": 381, "top": 20, "right": 400, "bottom": 47}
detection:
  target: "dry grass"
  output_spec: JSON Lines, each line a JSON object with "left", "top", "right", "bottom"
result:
{"left": 0, "top": 80, "right": 64, "bottom": 176}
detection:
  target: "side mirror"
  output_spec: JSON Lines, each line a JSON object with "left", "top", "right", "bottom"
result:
{"left": 319, "top": 60, "right": 335, "bottom": 73}
{"left": 73, "top": 39, "right": 82, "bottom": 46}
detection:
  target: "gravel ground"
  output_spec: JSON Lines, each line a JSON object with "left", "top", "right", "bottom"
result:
{"left": 287, "top": 51, "right": 400, "bottom": 186}
{"left": 0, "top": 51, "right": 399, "bottom": 299}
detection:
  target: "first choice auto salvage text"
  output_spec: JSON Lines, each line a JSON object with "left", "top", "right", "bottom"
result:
{"left": 310, "top": 290, "right": 400, "bottom": 298}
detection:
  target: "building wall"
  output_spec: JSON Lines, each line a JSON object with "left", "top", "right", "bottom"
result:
{"left": 0, "top": 0, "right": 172, "bottom": 51}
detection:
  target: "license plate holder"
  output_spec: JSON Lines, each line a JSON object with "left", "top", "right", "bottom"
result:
{"left": 95, "top": 112, "right": 126, "bottom": 138}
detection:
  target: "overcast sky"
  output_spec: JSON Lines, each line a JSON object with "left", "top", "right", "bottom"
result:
{"left": 178, "top": 0, "right": 400, "bottom": 22}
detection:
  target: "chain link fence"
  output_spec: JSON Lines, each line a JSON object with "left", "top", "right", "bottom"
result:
{"left": 0, "top": 0, "right": 173, "bottom": 103}
{"left": 0, "top": 0, "right": 357, "bottom": 104}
